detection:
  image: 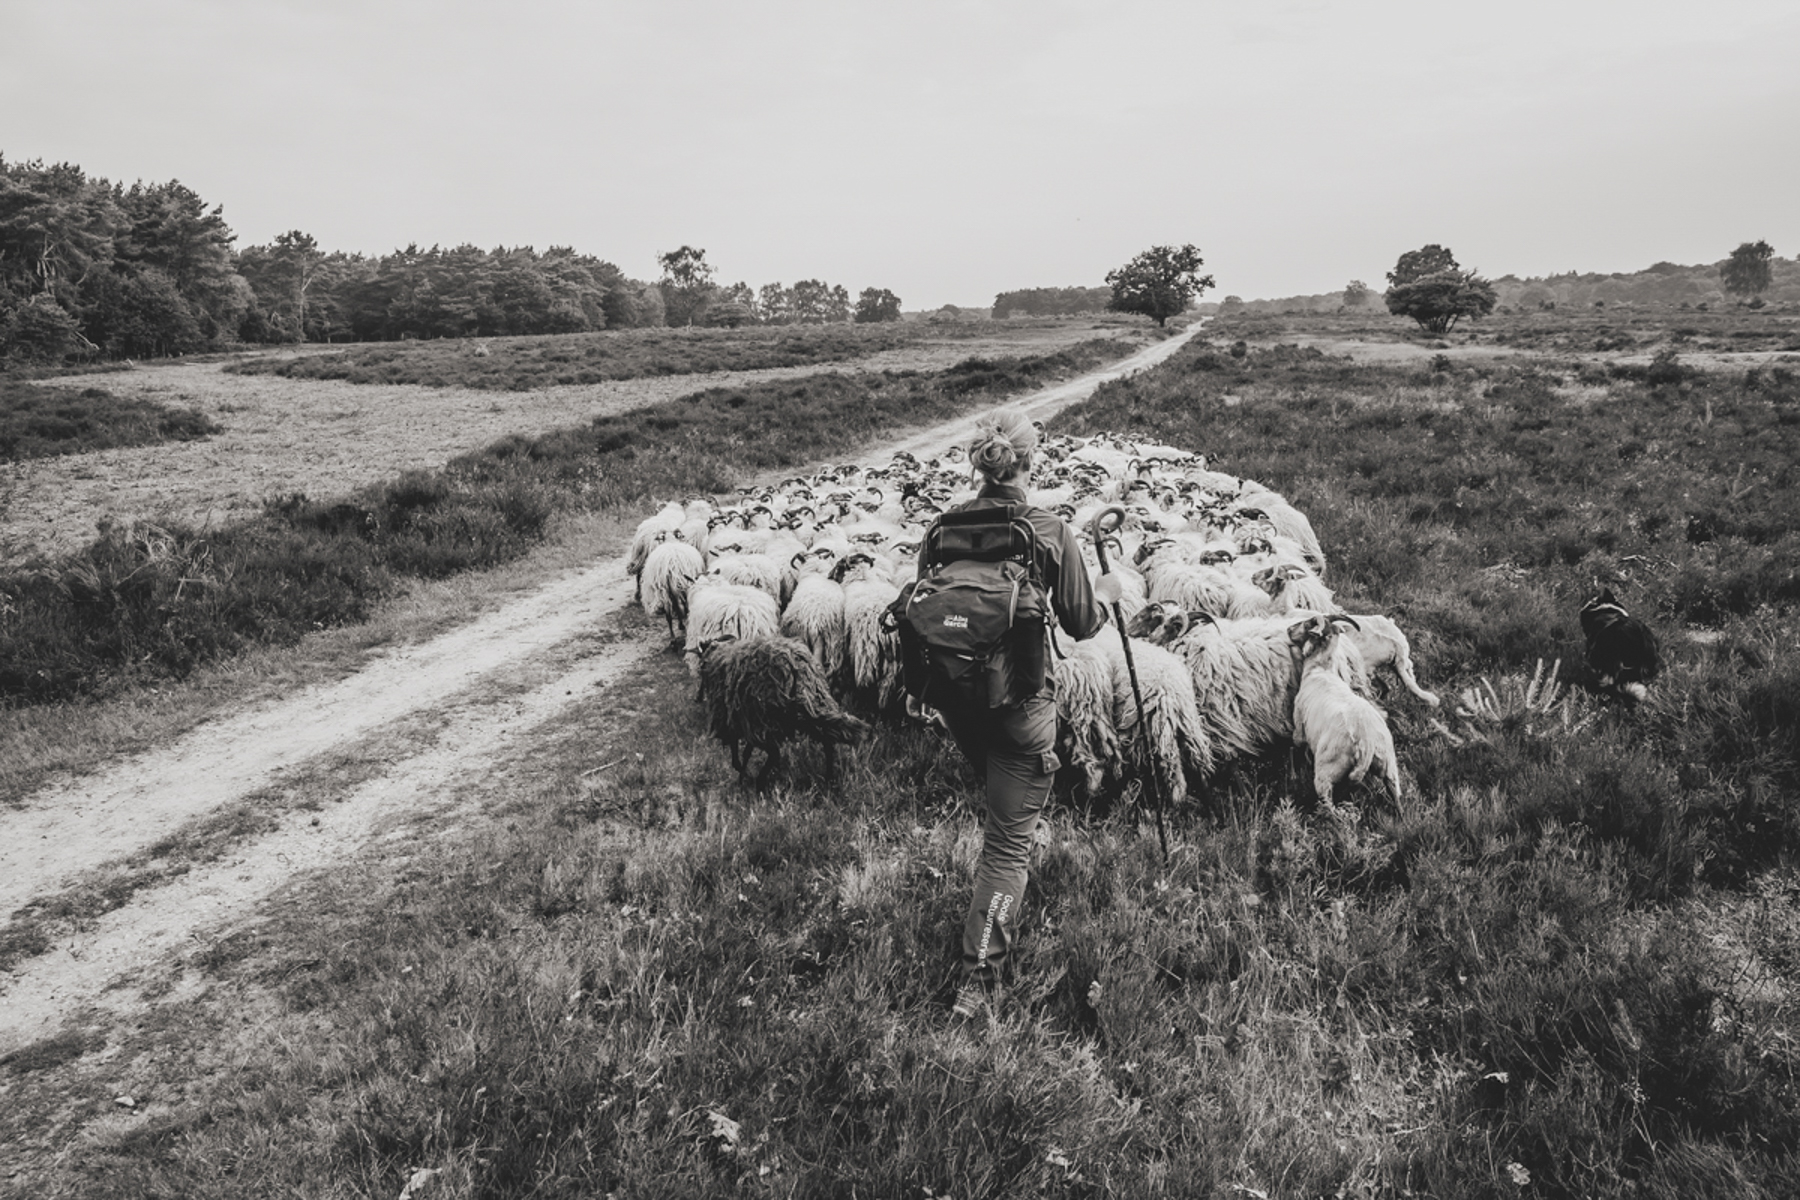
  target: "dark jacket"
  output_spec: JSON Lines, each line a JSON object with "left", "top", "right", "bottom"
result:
{"left": 923, "top": 482, "right": 1108, "bottom": 643}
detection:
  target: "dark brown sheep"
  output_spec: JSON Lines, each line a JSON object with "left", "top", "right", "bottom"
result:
{"left": 695, "top": 634, "right": 870, "bottom": 788}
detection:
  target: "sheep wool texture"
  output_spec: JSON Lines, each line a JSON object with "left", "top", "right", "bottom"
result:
{"left": 619, "top": 426, "right": 1437, "bottom": 805}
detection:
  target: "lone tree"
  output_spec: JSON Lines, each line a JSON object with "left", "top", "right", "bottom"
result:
{"left": 854, "top": 287, "right": 902, "bottom": 323}
{"left": 1383, "top": 243, "right": 1496, "bottom": 335}
{"left": 1722, "top": 240, "right": 1775, "bottom": 302}
{"left": 1342, "top": 279, "right": 1372, "bottom": 309}
{"left": 657, "top": 245, "right": 716, "bottom": 326}
{"left": 1106, "top": 244, "right": 1213, "bottom": 326}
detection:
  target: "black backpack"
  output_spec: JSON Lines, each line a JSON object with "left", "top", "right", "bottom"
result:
{"left": 888, "top": 504, "right": 1051, "bottom": 710}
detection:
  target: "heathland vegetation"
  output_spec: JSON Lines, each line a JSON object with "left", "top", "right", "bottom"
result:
{"left": 0, "top": 338, "right": 1125, "bottom": 706}
{"left": 4, "top": 307, "right": 1798, "bottom": 1196}
{"left": 224, "top": 321, "right": 979, "bottom": 391}
{"left": 0, "top": 379, "right": 219, "bottom": 461}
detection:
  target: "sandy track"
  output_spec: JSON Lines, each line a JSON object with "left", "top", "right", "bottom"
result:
{"left": 0, "top": 320, "right": 1205, "bottom": 1053}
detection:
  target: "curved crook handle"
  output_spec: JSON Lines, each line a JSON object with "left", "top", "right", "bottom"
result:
{"left": 1089, "top": 504, "right": 1127, "bottom": 574}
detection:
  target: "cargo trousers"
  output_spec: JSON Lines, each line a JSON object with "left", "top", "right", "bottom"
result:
{"left": 939, "top": 689, "right": 1060, "bottom": 989}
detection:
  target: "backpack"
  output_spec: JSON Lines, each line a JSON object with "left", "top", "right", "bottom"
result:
{"left": 887, "top": 504, "right": 1051, "bottom": 710}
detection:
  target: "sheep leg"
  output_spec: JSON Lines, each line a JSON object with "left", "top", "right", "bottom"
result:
{"left": 755, "top": 743, "right": 783, "bottom": 790}
{"left": 1390, "top": 651, "right": 1440, "bottom": 707}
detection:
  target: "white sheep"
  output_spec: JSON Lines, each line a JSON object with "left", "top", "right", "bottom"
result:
{"left": 1052, "top": 639, "right": 1123, "bottom": 796}
{"left": 780, "top": 571, "right": 848, "bottom": 678}
{"left": 1289, "top": 614, "right": 1401, "bottom": 804}
{"left": 640, "top": 538, "right": 706, "bottom": 644}
{"left": 833, "top": 553, "right": 905, "bottom": 712}
{"left": 683, "top": 578, "right": 782, "bottom": 676}
{"left": 704, "top": 551, "right": 786, "bottom": 606}
{"left": 627, "top": 501, "right": 687, "bottom": 603}
{"left": 1251, "top": 562, "right": 1338, "bottom": 617}
{"left": 1099, "top": 633, "right": 1214, "bottom": 802}
{"left": 1129, "top": 603, "right": 1365, "bottom": 766}
{"left": 1295, "top": 609, "right": 1441, "bottom": 708}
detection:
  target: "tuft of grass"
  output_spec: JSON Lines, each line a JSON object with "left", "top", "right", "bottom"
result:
{"left": 0, "top": 379, "right": 221, "bottom": 462}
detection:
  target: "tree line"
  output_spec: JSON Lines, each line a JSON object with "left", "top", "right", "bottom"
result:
{"left": 1217, "top": 241, "right": 1794, "bottom": 321}
{"left": 0, "top": 156, "right": 902, "bottom": 364}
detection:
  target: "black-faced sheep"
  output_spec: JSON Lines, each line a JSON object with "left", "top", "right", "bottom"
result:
{"left": 696, "top": 634, "right": 871, "bottom": 787}
{"left": 683, "top": 577, "right": 782, "bottom": 676}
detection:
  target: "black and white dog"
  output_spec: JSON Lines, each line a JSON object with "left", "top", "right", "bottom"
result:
{"left": 1580, "top": 589, "right": 1661, "bottom": 701}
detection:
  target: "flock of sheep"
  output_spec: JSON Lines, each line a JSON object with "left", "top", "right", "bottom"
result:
{"left": 625, "top": 430, "right": 1440, "bottom": 802}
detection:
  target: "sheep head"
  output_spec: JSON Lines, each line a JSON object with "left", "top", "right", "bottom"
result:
{"left": 829, "top": 552, "right": 877, "bottom": 583}
{"left": 1287, "top": 613, "right": 1360, "bottom": 660}
{"left": 1133, "top": 537, "right": 1170, "bottom": 567}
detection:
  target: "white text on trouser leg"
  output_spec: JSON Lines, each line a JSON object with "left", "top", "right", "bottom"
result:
{"left": 975, "top": 893, "right": 1014, "bottom": 968}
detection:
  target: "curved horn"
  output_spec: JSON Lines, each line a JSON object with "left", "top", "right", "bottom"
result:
{"left": 791, "top": 550, "right": 810, "bottom": 570}
{"left": 1331, "top": 614, "right": 1362, "bottom": 632}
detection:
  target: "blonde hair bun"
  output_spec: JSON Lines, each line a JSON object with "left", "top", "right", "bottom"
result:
{"left": 968, "top": 410, "right": 1039, "bottom": 481}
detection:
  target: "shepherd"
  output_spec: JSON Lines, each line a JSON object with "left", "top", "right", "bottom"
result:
{"left": 896, "top": 410, "right": 1117, "bottom": 1021}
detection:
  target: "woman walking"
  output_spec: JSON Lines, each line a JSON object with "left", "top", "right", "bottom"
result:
{"left": 915, "top": 410, "right": 1117, "bottom": 1019}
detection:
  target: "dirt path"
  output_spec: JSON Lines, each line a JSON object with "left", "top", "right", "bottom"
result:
{"left": 0, "top": 320, "right": 1206, "bottom": 1053}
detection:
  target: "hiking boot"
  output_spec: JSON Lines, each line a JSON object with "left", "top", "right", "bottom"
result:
{"left": 950, "top": 980, "right": 998, "bottom": 1021}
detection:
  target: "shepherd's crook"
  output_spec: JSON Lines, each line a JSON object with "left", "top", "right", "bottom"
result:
{"left": 1090, "top": 505, "right": 1170, "bottom": 860}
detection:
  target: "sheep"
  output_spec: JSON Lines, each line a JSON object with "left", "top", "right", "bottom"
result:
{"left": 834, "top": 552, "right": 905, "bottom": 713}
{"left": 1265, "top": 600, "right": 1440, "bottom": 708}
{"left": 1329, "top": 612, "right": 1440, "bottom": 707}
{"left": 695, "top": 634, "right": 870, "bottom": 788}
{"left": 682, "top": 578, "right": 782, "bottom": 676}
{"left": 1234, "top": 488, "right": 1325, "bottom": 575}
{"left": 704, "top": 551, "right": 787, "bottom": 605}
{"left": 1098, "top": 634, "right": 1214, "bottom": 803}
{"left": 1052, "top": 639, "right": 1122, "bottom": 796}
{"left": 780, "top": 570, "right": 848, "bottom": 678}
{"left": 1052, "top": 630, "right": 1214, "bottom": 804}
{"left": 627, "top": 501, "right": 687, "bottom": 603}
{"left": 1129, "top": 602, "right": 1368, "bottom": 767}
{"left": 640, "top": 538, "right": 706, "bottom": 645}
{"left": 1250, "top": 562, "right": 1337, "bottom": 617}
{"left": 1288, "top": 614, "right": 1401, "bottom": 805}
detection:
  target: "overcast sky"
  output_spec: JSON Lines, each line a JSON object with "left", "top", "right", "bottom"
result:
{"left": 4, "top": 0, "right": 1796, "bottom": 309}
